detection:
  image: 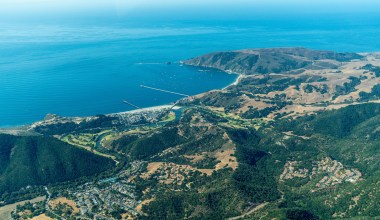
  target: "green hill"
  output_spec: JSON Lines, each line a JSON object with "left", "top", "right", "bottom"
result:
{"left": 280, "top": 103, "right": 380, "bottom": 138}
{"left": 0, "top": 134, "right": 114, "bottom": 194}
{"left": 138, "top": 104, "right": 380, "bottom": 219}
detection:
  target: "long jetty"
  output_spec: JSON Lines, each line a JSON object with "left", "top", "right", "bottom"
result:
{"left": 140, "top": 85, "right": 189, "bottom": 97}
{"left": 123, "top": 100, "right": 141, "bottom": 109}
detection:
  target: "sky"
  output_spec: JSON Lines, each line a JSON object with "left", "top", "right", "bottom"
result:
{"left": 2, "top": 0, "right": 380, "bottom": 12}
{"left": 1, "top": 0, "right": 380, "bottom": 23}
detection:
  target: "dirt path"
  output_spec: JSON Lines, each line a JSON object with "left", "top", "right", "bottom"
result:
{"left": 227, "top": 202, "right": 269, "bottom": 220}
{"left": 44, "top": 186, "right": 65, "bottom": 220}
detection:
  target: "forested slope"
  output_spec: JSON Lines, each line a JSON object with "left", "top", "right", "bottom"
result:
{"left": 0, "top": 134, "right": 114, "bottom": 193}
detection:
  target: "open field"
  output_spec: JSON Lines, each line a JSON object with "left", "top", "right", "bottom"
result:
{"left": 0, "top": 196, "right": 45, "bottom": 220}
{"left": 31, "top": 214, "right": 54, "bottom": 220}
{"left": 49, "top": 197, "right": 80, "bottom": 214}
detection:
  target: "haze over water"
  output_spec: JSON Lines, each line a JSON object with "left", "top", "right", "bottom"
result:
{"left": 1, "top": 2, "right": 380, "bottom": 126}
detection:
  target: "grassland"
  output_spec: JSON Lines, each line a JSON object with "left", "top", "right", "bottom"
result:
{"left": 0, "top": 196, "right": 45, "bottom": 220}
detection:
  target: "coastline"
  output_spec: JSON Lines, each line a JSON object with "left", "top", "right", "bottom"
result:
{"left": 0, "top": 65, "right": 238, "bottom": 132}
{"left": 223, "top": 73, "right": 242, "bottom": 89}
{"left": 104, "top": 69, "right": 239, "bottom": 118}
{"left": 102, "top": 69, "right": 241, "bottom": 118}
{"left": 109, "top": 105, "right": 174, "bottom": 115}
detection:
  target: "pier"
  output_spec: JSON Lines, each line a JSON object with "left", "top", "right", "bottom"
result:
{"left": 140, "top": 85, "right": 189, "bottom": 97}
{"left": 123, "top": 100, "right": 141, "bottom": 109}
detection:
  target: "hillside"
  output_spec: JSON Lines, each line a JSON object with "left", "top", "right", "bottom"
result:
{"left": 0, "top": 134, "right": 114, "bottom": 194}
{"left": 134, "top": 104, "right": 380, "bottom": 219}
{"left": 1, "top": 48, "right": 380, "bottom": 220}
{"left": 185, "top": 49, "right": 380, "bottom": 123}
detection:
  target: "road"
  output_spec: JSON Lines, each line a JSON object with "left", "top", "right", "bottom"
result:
{"left": 227, "top": 202, "right": 269, "bottom": 220}
{"left": 44, "top": 186, "right": 66, "bottom": 220}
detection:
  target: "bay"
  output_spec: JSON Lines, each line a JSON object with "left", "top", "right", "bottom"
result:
{"left": 1, "top": 14, "right": 380, "bottom": 126}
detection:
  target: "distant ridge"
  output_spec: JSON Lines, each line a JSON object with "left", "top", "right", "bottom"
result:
{"left": 183, "top": 47, "right": 363, "bottom": 75}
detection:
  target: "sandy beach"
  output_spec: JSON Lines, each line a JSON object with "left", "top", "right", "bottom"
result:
{"left": 223, "top": 73, "right": 242, "bottom": 89}
{"left": 109, "top": 104, "right": 174, "bottom": 116}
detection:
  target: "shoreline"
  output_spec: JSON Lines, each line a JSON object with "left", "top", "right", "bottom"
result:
{"left": 223, "top": 73, "right": 242, "bottom": 89}
{"left": 104, "top": 70, "right": 239, "bottom": 118}
{"left": 0, "top": 66, "right": 239, "bottom": 131}
{"left": 108, "top": 104, "right": 174, "bottom": 116}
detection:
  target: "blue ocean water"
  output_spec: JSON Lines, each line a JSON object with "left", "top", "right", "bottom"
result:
{"left": 1, "top": 13, "right": 380, "bottom": 127}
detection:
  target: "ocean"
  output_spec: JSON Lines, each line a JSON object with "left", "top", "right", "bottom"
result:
{"left": 1, "top": 13, "right": 380, "bottom": 127}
